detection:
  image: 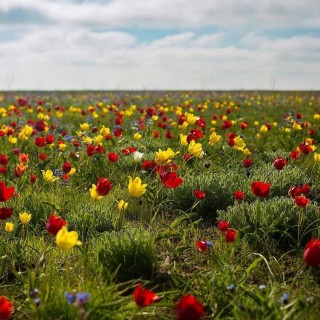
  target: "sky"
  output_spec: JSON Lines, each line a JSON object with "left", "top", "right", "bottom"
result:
{"left": 0, "top": 0, "right": 319, "bottom": 90}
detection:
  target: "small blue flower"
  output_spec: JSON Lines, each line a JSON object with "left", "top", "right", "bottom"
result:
{"left": 76, "top": 292, "right": 90, "bottom": 306}
{"left": 227, "top": 284, "right": 235, "bottom": 292}
{"left": 65, "top": 293, "right": 76, "bottom": 304}
{"left": 281, "top": 293, "right": 289, "bottom": 304}
{"left": 206, "top": 241, "right": 213, "bottom": 247}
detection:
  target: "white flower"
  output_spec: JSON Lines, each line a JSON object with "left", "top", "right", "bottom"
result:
{"left": 133, "top": 151, "right": 144, "bottom": 162}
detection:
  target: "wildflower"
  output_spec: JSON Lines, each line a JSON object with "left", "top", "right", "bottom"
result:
{"left": 193, "top": 189, "right": 206, "bottom": 200}
{"left": 117, "top": 200, "right": 128, "bottom": 210}
{"left": 56, "top": 226, "right": 82, "bottom": 250}
{"left": 234, "top": 191, "right": 244, "bottom": 202}
{"left": 155, "top": 148, "right": 178, "bottom": 165}
{"left": 273, "top": 156, "right": 287, "bottom": 170}
{"left": 65, "top": 292, "right": 90, "bottom": 306}
{"left": 133, "top": 151, "right": 144, "bottom": 162}
{"left": 0, "top": 154, "right": 8, "bottom": 166}
{"left": 290, "top": 150, "right": 300, "bottom": 160}
{"left": 19, "top": 212, "right": 32, "bottom": 224}
{"left": 89, "top": 184, "right": 103, "bottom": 200}
{"left": 188, "top": 140, "right": 204, "bottom": 158}
{"left": 134, "top": 133, "right": 142, "bottom": 140}
{"left": 128, "top": 176, "right": 147, "bottom": 197}
{"left": 196, "top": 240, "right": 212, "bottom": 252}
{"left": 304, "top": 238, "right": 320, "bottom": 267}
{"left": 0, "top": 296, "right": 14, "bottom": 320}
{"left": 175, "top": 294, "right": 204, "bottom": 320}
{"left": 294, "top": 195, "right": 309, "bottom": 208}
{"left": 5, "top": 222, "right": 14, "bottom": 233}
{"left": 209, "top": 131, "right": 221, "bottom": 145}
{"left": 30, "top": 175, "right": 37, "bottom": 183}
{"left": 96, "top": 178, "right": 112, "bottom": 196}
{"left": 46, "top": 214, "right": 67, "bottom": 236}
{"left": 107, "top": 152, "right": 118, "bottom": 162}
{"left": 251, "top": 181, "right": 270, "bottom": 198}
{"left": 218, "top": 220, "right": 229, "bottom": 232}
{"left": 314, "top": 153, "right": 320, "bottom": 162}
{"left": 0, "top": 182, "right": 15, "bottom": 202}
{"left": 0, "top": 208, "right": 14, "bottom": 220}
{"left": 225, "top": 229, "right": 237, "bottom": 243}
{"left": 243, "top": 159, "right": 252, "bottom": 168}
{"left": 62, "top": 162, "right": 72, "bottom": 174}
{"left": 42, "top": 170, "right": 59, "bottom": 182}
{"left": 133, "top": 284, "right": 160, "bottom": 307}
{"left": 67, "top": 168, "right": 76, "bottom": 176}
{"left": 160, "top": 172, "right": 183, "bottom": 188}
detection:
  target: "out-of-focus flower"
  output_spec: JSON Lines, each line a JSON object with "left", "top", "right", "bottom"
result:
{"left": 0, "top": 182, "right": 15, "bottom": 202}
{"left": 304, "top": 238, "right": 320, "bottom": 267}
{"left": 193, "top": 189, "right": 206, "bottom": 200}
{"left": 196, "top": 240, "right": 212, "bottom": 252}
{"left": 0, "top": 296, "right": 14, "bottom": 319}
{"left": 46, "top": 214, "right": 67, "bottom": 236}
{"left": 133, "top": 151, "right": 144, "bottom": 162}
{"left": 0, "top": 208, "right": 14, "bottom": 220}
{"left": 133, "top": 284, "right": 159, "bottom": 307}
{"left": 42, "top": 170, "right": 59, "bottom": 182}
{"left": 5, "top": 222, "right": 14, "bottom": 233}
{"left": 117, "top": 200, "right": 128, "bottom": 210}
{"left": 175, "top": 294, "right": 204, "bottom": 320}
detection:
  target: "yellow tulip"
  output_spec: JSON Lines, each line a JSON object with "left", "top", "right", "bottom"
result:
{"left": 80, "top": 123, "right": 90, "bottom": 131}
{"left": 89, "top": 184, "right": 103, "bottom": 200}
{"left": 5, "top": 222, "right": 14, "bottom": 233}
{"left": 234, "top": 136, "right": 246, "bottom": 151}
{"left": 19, "top": 212, "right": 32, "bottom": 224}
{"left": 209, "top": 131, "right": 221, "bottom": 145}
{"left": 188, "top": 140, "right": 204, "bottom": 158}
{"left": 134, "top": 133, "right": 142, "bottom": 140}
{"left": 67, "top": 168, "right": 76, "bottom": 176}
{"left": 155, "top": 148, "right": 178, "bottom": 165}
{"left": 314, "top": 153, "right": 320, "bottom": 162}
{"left": 56, "top": 226, "right": 82, "bottom": 250}
{"left": 128, "top": 176, "right": 147, "bottom": 198}
{"left": 179, "top": 134, "right": 188, "bottom": 146}
{"left": 260, "top": 125, "right": 268, "bottom": 133}
{"left": 42, "top": 170, "right": 59, "bottom": 182}
{"left": 117, "top": 199, "right": 129, "bottom": 210}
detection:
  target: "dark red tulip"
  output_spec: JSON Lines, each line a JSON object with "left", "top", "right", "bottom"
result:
{"left": 289, "top": 150, "right": 300, "bottom": 160}
{"left": 225, "top": 229, "right": 237, "bottom": 243}
{"left": 107, "top": 152, "right": 119, "bottom": 162}
{"left": 294, "top": 195, "right": 309, "bottom": 208}
{"left": 160, "top": 172, "right": 183, "bottom": 188}
{"left": 0, "top": 155, "right": 8, "bottom": 166}
{"left": 304, "top": 238, "right": 320, "bottom": 267}
{"left": 46, "top": 213, "right": 67, "bottom": 236}
{"left": 34, "top": 137, "right": 46, "bottom": 147}
{"left": 243, "top": 159, "right": 252, "bottom": 168}
{"left": 273, "top": 156, "right": 287, "bottom": 170}
{"left": 96, "top": 178, "right": 112, "bottom": 196}
{"left": 86, "top": 145, "right": 95, "bottom": 156}
{"left": 0, "top": 182, "right": 15, "bottom": 202}
{"left": 234, "top": 191, "right": 244, "bottom": 202}
{"left": 193, "top": 189, "right": 206, "bottom": 200}
{"left": 0, "top": 207, "right": 14, "bottom": 220}
{"left": 62, "top": 162, "right": 72, "bottom": 174}
{"left": 218, "top": 220, "right": 229, "bottom": 232}
{"left": 0, "top": 296, "right": 14, "bottom": 320}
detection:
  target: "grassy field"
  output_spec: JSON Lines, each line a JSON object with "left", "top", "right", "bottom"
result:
{"left": 0, "top": 91, "right": 319, "bottom": 319}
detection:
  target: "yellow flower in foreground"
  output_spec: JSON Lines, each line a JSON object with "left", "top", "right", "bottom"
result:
{"left": 42, "top": 170, "right": 59, "bottom": 182}
{"left": 188, "top": 140, "right": 204, "bottom": 158}
{"left": 314, "top": 153, "right": 320, "bottom": 162}
{"left": 19, "top": 212, "right": 32, "bottom": 224}
{"left": 89, "top": 184, "right": 103, "bottom": 200}
{"left": 5, "top": 222, "right": 14, "bottom": 233}
{"left": 117, "top": 199, "right": 129, "bottom": 210}
{"left": 179, "top": 134, "right": 188, "bottom": 146}
{"left": 56, "top": 226, "right": 82, "bottom": 250}
{"left": 155, "top": 148, "right": 178, "bottom": 165}
{"left": 234, "top": 136, "right": 246, "bottom": 151}
{"left": 128, "top": 176, "right": 147, "bottom": 198}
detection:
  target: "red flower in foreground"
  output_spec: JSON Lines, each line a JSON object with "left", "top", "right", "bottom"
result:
{"left": 96, "top": 178, "right": 112, "bottom": 196}
{"left": 251, "top": 181, "right": 270, "bottom": 198}
{"left": 294, "top": 195, "right": 309, "bottom": 208}
{"left": 304, "top": 238, "right": 320, "bottom": 267}
{"left": 225, "top": 229, "right": 237, "bottom": 243}
{"left": 176, "top": 294, "right": 204, "bottom": 320}
{"left": 0, "top": 296, "right": 14, "bottom": 320}
{"left": 46, "top": 214, "right": 67, "bottom": 236}
{"left": 133, "top": 284, "right": 159, "bottom": 307}
{"left": 234, "top": 191, "right": 244, "bottom": 202}
{"left": 193, "top": 189, "right": 206, "bottom": 200}
{"left": 0, "top": 208, "right": 14, "bottom": 220}
{"left": 160, "top": 172, "right": 183, "bottom": 188}
{"left": 218, "top": 220, "right": 229, "bottom": 232}
{"left": 273, "top": 156, "right": 287, "bottom": 170}
{"left": 0, "top": 182, "right": 15, "bottom": 202}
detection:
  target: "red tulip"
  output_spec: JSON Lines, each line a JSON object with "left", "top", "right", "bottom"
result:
{"left": 96, "top": 178, "right": 112, "bottom": 196}
{"left": 243, "top": 159, "right": 252, "bottom": 168}
{"left": 0, "top": 296, "right": 14, "bottom": 320}
{"left": 95, "top": 145, "right": 105, "bottom": 154}
{"left": 160, "top": 172, "right": 183, "bottom": 188}
{"left": 289, "top": 150, "right": 300, "bottom": 160}
{"left": 0, "top": 167, "right": 7, "bottom": 174}
{"left": 288, "top": 186, "right": 301, "bottom": 198}
{"left": 86, "top": 145, "right": 95, "bottom": 156}
{"left": 234, "top": 191, "right": 244, "bottom": 202}
{"left": 176, "top": 294, "right": 204, "bottom": 320}
{"left": 251, "top": 181, "right": 270, "bottom": 198}
{"left": 218, "top": 220, "right": 229, "bottom": 232}
{"left": 0, "top": 182, "right": 15, "bottom": 202}
{"left": 39, "top": 153, "right": 47, "bottom": 161}
{"left": 0, "top": 208, "right": 14, "bottom": 220}
{"left": 46, "top": 214, "right": 67, "bottom": 236}
{"left": 225, "top": 229, "right": 237, "bottom": 243}
{"left": 0, "top": 155, "right": 8, "bottom": 166}
{"left": 45, "top": 134, "right": 55, "bottom": 144}
{"left": 62, "top": 162, "right": 72, "bottom": 174}
{"left": 300, "top": 184, "right": 311, "bottom": 195}
{"left": 196, "top": 240, "right": 212, "bottom": 252}
{"left": 34, "top": 137, "right": 46, "bottom": 147}
{"left": 304, "top": 238, "right": 320, "bottom": 267}
{"left": 107, "top": 152, "right": 118, "bottom": 162}
{"left": 34, "top": 120, "right": 46, "bottom": 132}
{"left": 273, "top": 156, "right": 287, "bottom": 170}
{"left": 30, "top": 175, "right": 37, "bottom": 184}
{"left": 114, "top": 128, "right": 122, "bottom": 138}
{"left": 133, "top": 284, "right": 159, "bottom": 307}
{"left": 294, "top": 195, "right": 309, "bottom": 208}
{"left": 193, "top": 189, "right": 206, "bottom": 200}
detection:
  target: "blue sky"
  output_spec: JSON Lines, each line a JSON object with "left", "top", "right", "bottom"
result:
{"left": 0, "top": 0, "right": 319, "bottom": 90}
